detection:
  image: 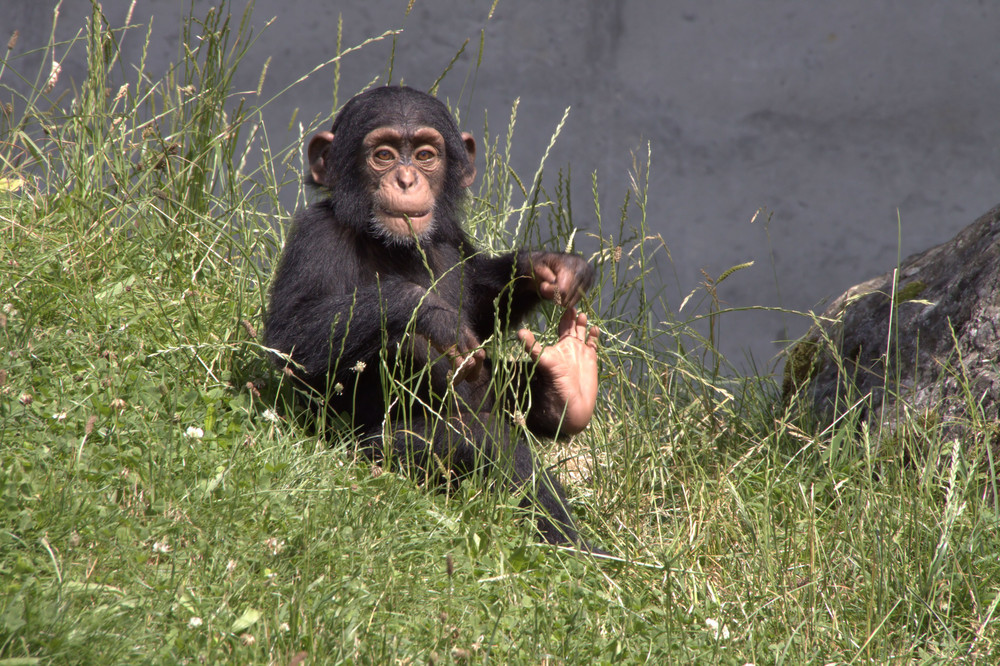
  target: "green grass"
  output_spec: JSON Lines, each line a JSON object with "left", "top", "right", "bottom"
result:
{"left": 1, "top": 4, "right": 998, "bottom": 664}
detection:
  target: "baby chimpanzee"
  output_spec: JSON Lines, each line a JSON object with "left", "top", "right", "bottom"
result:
{"left": 265, "top": 86, "right": 601, "bottom": 550}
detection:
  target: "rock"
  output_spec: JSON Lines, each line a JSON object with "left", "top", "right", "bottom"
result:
{"left": 783, "top": 204, "right": 1000, "bottom": 444}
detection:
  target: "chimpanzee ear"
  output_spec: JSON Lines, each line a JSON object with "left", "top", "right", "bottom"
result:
{"left": 460, "top": 131, "right": 477, "bottom": 188}
{"left": 308, "top": 131, "right": 335, "bottom": 185}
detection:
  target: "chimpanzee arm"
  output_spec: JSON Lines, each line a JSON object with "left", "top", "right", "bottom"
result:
{"left": 266, "top": 278, "right": 481, "bottom": 382}
{"left": 467, "top": 250, "right": 595, "bottom": 339}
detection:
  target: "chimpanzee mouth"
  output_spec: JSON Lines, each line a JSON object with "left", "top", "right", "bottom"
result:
{"left": 385, "top": 210, "right": 431, "bottom": 222}
{"left": 372, "top": 209, "right": 435, "bottom": 243}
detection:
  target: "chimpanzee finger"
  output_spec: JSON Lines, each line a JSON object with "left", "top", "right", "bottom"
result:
{"left": 561, "top": 264, "right": 596, "bottom": 308}
{"left": 517, "top": 327, "right": 542, "bottom": 361}
{"left": 531, "top": 261, "right": 557, "bottom": 287}
{"left": 451, "top": 348, "right": 484, "bottom": 383}
{"left": 586, "top": 320, "right": 601, "bottom": 347}
{"left": 557, "top": 307, "right": 580, "bottom": 338}
{"left": 574, "top": 311, "right": 600, "bottom": 345}
{"left": 450, "top": 329, "right": 486, "bottom": 383}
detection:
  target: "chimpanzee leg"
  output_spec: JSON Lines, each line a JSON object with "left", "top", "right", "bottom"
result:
{"left": 507, "top": 435, "right": 582, "bottom": 545}
{"left": 380, "top": 410, "right": 583, "bottom": 546}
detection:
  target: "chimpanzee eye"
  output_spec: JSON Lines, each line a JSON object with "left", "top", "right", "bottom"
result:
{"left": 415, "top": 148, "right": 436, "bottom": 162}
{"left": 374, "top": 148, "right": 395, "bottom": 161}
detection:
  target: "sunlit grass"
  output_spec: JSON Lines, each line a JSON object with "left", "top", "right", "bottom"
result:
{"left": 1, "top": 3, "right": 996, "bottom": 664}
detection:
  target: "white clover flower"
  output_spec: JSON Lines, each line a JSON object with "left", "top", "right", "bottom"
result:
{"left": 152, "top": 540, "right": 171, "bottom": 554}
{"left": 351, "top": 360, "right": 366, "bottom": 373}
{"left": 262, "top": 409, "right": 279, "bottom": 423}
{"left": 187, "top": 616, "right": 203, "bottom": 628}
{"left": 705, "top": 617, "right": 730, "bottom": 640}
{"left": 264, "top": 537, "right": 285, "bottom": 556}
{"left": 185, "top": 426, "right": 204, "bottom": 439}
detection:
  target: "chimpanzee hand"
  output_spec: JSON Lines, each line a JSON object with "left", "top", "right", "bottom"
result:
{"left": 525, "top": 252, "right": 595, "bottom": 309}
{"left": 517, "top": 307, "right": 600, "bottom": 435}
{"left": 415, "top": 304, "right": 486, "bottom": 384}
{"left": 440, "top": 325, "right": 486, "bottom": 384}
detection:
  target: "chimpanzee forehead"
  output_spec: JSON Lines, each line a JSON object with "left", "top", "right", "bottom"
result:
{"left": 333, "top": 86, "right": 459, "bottom": 138}
{"left": 363, "top": 125, "right": 445, "bottom": 148}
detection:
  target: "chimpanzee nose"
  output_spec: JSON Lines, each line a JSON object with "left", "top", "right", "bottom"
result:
{"left": 396, "top": 166, "right": 417, "bottom": 189}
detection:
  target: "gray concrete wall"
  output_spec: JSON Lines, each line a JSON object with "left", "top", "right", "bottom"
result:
{"left": 6, "top": 1, "right": 999, "bottom": 369}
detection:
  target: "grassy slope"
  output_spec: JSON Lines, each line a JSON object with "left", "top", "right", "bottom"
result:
{"left": 1, "top": 5, "right": 997, "bottom": 664}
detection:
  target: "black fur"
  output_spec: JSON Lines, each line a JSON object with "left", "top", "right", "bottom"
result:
{"left": 264, "top": 86, "right": 596, "bottom": 547}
